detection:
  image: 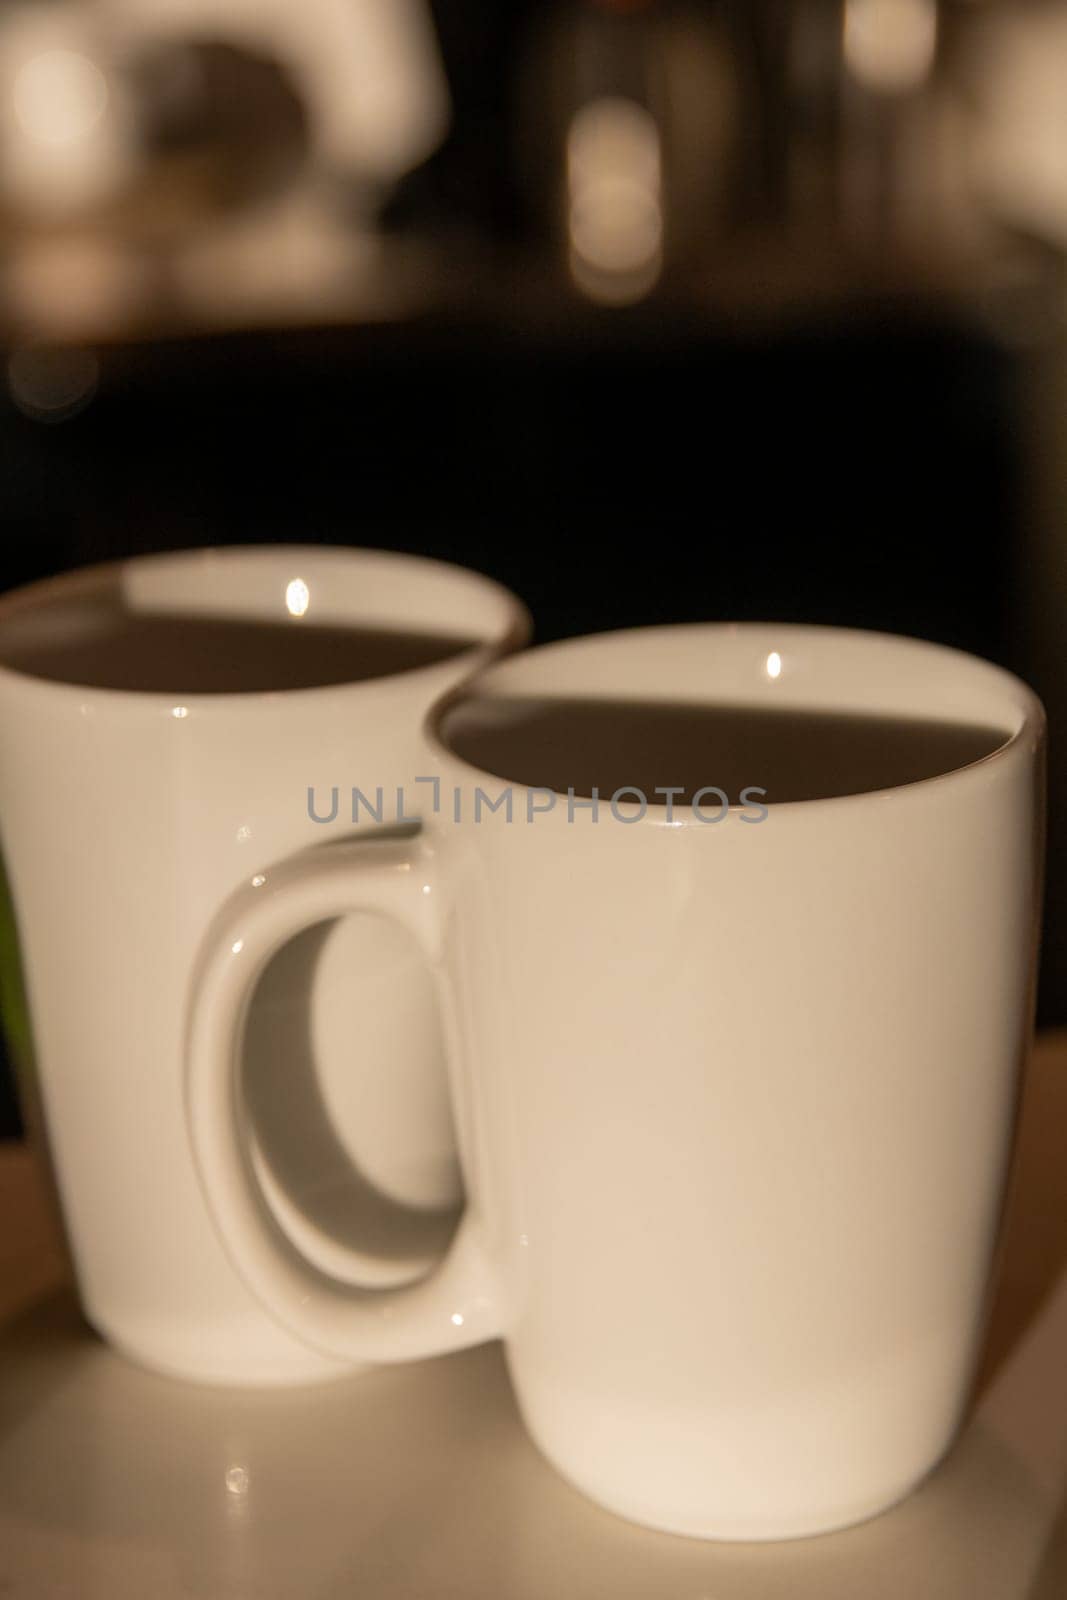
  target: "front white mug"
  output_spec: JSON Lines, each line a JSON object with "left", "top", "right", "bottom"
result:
{"left": 186, "top": 623, "right": 1045, "bottom": 1537}
{"left": 0, "top": 544, "right": 529, "bottom": 1384}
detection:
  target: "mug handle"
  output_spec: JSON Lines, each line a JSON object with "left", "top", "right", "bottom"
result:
{"left": 184, "top": 835, "right": 503, "bottom": 1364}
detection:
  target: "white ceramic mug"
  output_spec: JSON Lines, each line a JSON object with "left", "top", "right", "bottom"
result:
{"left": 186, "top": 624, "right": 1045, "bottom": 1538}
{"left": 0, "top": 545, "right": 529, "bottom": 1384}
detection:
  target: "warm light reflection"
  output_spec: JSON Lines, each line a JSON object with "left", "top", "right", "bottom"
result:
{"left": 285, "top": 577, "right": 310, "bottom": 617}
{"left": 844, "top": 0, "right": 937, "bottom": 94}
{"left": 225, "top": 1465, "right": 250, "bottom": 1497}
{"left": 13, "top": 50, "right": 109, "bottom": 147}
{"left": 566, "top": 97, "right": 663, "bottom": 306}
{"left": 765, "top": 651, "right": 782, "bottom": 680}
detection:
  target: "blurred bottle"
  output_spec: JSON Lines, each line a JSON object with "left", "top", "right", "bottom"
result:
{"left": 516, "top": 0, "right": 741, "bottom": 305}
{"left": 960, "top": 0, "right": 1067, "bottom": 255}
{"left": 953, "top": 0, "right": 1067, "bottom": 1033}
{"left": 747, "top": 0, "right": 986, "bottom": 266}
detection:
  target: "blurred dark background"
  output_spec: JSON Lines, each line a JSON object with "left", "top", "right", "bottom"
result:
{"left": 0, "top": 0, "right": 1065, "bottom": 1135}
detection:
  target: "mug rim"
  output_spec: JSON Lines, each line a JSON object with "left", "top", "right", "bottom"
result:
{"left": 426, "top": 621, "right": 1046, "bottom": 822}
{"left": 0, "top": 544, "right": 532, "bottom": 707}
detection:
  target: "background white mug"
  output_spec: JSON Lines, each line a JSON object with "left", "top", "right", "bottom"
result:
{"left": 0, "top": 544, "right": 529, "bottom": 1383}
{"left": 186, "top": 623, "right": 1045, "bottom": 1537}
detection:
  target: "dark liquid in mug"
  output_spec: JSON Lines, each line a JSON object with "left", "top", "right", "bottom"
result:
{"left": 441, "top": 695, "right": 1010, "bottom": 805}
{"left": 0, "top": 600, "right": 479, "bottom": 693}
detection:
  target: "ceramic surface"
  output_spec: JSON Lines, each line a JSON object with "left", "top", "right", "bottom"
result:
{"left": 0, "top": 544, "right": 528, "bottom": 1383}
{"left": 187, "top": 624, "right": 1045, "bottom": 1535}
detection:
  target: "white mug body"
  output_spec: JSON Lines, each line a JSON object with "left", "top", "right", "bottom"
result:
{"left": 0, "top": 545, "right": 528, "bottom": 1383}
{"left": 430, "top": 625, "right": 1044, "bottom": 1538}
{"left": 183, "top": 622, "right": 1044, "bottom": 1534}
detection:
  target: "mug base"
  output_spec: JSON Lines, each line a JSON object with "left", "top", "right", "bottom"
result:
{"left": 516, "top": 1402, "right": 952, "bottom": 1543}
{"left": 91, "top": 1318, "right": 360, "bottom": 1389}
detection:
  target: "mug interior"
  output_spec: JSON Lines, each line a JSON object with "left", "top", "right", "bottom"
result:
{"left": 434, "top": 624, "right": 1040, "bottom": 807}
{"left": 0, "top": 546, "right": 527, "bottom": 697}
